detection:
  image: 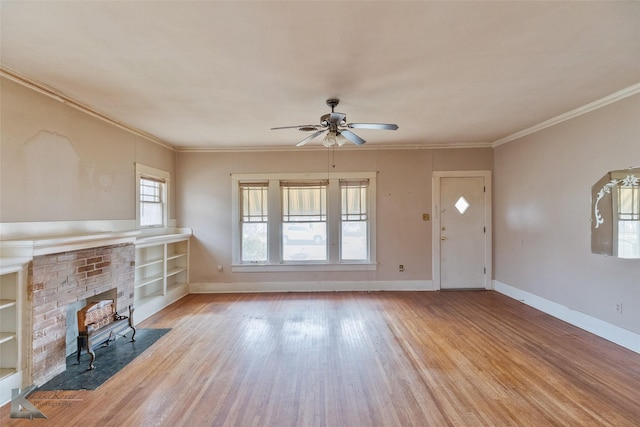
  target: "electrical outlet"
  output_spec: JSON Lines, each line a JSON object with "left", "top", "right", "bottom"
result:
{"left": 399, "top": 264, "right": 404, "bottom": 272}
{"left": 616, "top": 303, "right": 623, "bottom": 314}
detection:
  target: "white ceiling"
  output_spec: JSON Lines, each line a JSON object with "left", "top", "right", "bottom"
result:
{"left": 2, "top": 1, "right": 639, "bottom": 151}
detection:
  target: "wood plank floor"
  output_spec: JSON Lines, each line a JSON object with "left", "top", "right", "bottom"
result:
{"left": 3, "top": 291, "right": 640, "bottom": 426}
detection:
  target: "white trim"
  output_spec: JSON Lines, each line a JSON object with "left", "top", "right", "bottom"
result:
{"left": 494, "top": 280, "right": 640, "bottom": 354}
{"left": 0, "top": 371, "right": 22, "bottom": 407}
{"left": 177, "top": 142, "right": 494, "bottom": 153}
{"left": 232, "top": 172, "right": 377, "bottom": 181}
{"left": 0, "top": 220, "right": 136, "bottom": 240}
{"left": 190, "top": 280, "right": 435, "bottom": 293}
{"left": 432, "top": 171, "right": 493, "bottom": 290}
{"left": 0, "top": 220, "right": 178, "bottom": 242}
{"left": 135, "top": 228, "right": 193, "bottom": 247}
{"left": 0, "top": 258, "right": 31, "bottom": 274}
{"left": 231, "top": 263, "right": 377, "bottom": 273}
{"left": 493, "top": 83, "right": 640, "bottom": 147}
{"left": 0, "top": 230, "right": 140, "bottom": 258}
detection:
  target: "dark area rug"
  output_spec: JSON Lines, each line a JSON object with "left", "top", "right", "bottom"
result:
{"left": 37, "top": 328, "right": 170, "bottom": 391}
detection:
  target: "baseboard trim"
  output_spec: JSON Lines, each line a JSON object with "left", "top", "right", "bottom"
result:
{"left": 190, "top": 280, "right": 435, "bottom": 294}
{"left": 0, "top": 370, "right": 22, "bottom": 407}
{"left": 494, "top": 280, "right": 640, "bottom": 354}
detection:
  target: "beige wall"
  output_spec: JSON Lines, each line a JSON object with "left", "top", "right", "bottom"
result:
{"left": 494, "top": 94, "right": 640, "bottom": 334}
{"left": 0, "top": 77, "right": 176, "bottom": 225}
{"left": 176, "top": 148, "right": 492, "bottom": 285}
{"left": 4, "top": 70, "right": 636, "bottom": 338}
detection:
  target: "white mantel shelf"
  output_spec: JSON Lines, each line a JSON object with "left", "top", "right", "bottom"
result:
{"left": 0, "top": 257, "right": 32, "bottom": 274}
{"left": 135, "top": 228, "right": 193, "bottom": 246}
{"left": 0, "top": 230, "right": 141, "bottom": 259}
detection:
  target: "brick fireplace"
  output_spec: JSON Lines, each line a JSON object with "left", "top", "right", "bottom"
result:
{"left": 28, "top": 243, "right": 135, "bottom": 385}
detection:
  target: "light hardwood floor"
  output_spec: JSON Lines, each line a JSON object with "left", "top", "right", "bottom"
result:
{"left": 3, "top": 291, "right": 640, "bottom": 426}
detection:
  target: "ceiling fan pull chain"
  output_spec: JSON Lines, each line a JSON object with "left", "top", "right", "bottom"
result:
{"left": 332, "top": 145, "right": 336, "bottom": 168}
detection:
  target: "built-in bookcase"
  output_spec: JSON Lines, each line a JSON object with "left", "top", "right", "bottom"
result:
{"left": 134, "top": 230, "right": 191, "bottom": 322}
{"left": 0, "top": 261, "right": 25, "bottom": 405}
{"left": 166, "top": 240, "right": 189, "bottom": 291}
{"left": 0, "top": 270, "right": 18, "bottom": 381}
{"left": 135, "top": 244, "right": 165, "bottom": 306}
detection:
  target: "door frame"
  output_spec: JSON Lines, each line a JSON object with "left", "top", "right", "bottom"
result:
{"left": 432, "top": 170, "right": 492, "bottom": 290}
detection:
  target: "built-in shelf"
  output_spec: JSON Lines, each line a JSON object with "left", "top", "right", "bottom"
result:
{"left": 135, "top": 274, "right": 164, "bottom": 289}
{"left": 136, "top": 258, "right": 164, "bottom": 269}
{"left": 0, "top": 265, "right": 22, "bottom": 403}
{"left": 0, "top": 299, "right": 16, "bottom": 310}
{"left": 0, "top": 332, "right": 16, "bottom": 345}
{"left": 135, "top": 292, "right": 164, "bottom": 308}
{"left": 167, "top": 266, "right": 187, "bottom": 277}
{"left": 0, "top": 368, "right": 16, "bottom": 381}
{"left": 134, "top": 229, "right": 191, "bottom": 322}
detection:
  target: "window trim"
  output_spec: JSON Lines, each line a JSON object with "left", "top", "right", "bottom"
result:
{"left": 231, "top": 172, "right": 377, "bottom": 272}
{"left": 136, "top": 163, "right": 170, "bottom": 229}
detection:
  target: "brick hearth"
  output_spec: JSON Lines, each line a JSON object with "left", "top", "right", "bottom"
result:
{"left": 28, "top": 243, "right": 135, "bottom": 385}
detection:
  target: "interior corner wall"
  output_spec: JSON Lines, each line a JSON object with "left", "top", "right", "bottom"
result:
{"left": 493, "top": 94, "right": 640, "bottom": 335}
{"left": 176, "top": 147, "right": 492, "bottom": 287}
{"left": 0, "top": 76, "right": 176, "bottom": 229}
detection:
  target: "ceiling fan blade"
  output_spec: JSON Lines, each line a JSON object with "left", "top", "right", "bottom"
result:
{"left": 340, "top": 130, "right": 366, "bottom": 145}
{"left": 346, "top": 123, "right": 399, "bottom": 130}
{"left": 271, "top": 125, "right": 319, "bottom": 130}
{"left": 296, "top": 129, "right": 327, "bottom": 147}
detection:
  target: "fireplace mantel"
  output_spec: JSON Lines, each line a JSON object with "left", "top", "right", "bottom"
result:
{"left": 0, "top": 227, "right": 190, "bottom": 392}
{"left": 0, "top": 230, "right": 140, "bottom": 258}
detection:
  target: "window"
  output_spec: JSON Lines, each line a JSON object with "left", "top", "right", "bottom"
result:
{"left": 231, "top": 172, "right": 376, "bottom": 271}
{"left": 341, "top": 180, "right": 369, "bottom": 261}
{"left": 282, "top": 181, "right": 328, "bottom": 261}
{"left": 136, "top": 164, "right": 169, "bottom": 229}
{"left": 140, "top": 178, "right": 163, "bottom": 227}
{"left": 240, "top": 182, "right": 268, "bottom": 262}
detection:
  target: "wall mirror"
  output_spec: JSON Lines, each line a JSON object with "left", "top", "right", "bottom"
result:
{"left": 591, "top": 167, "right": 639, "bottom": 259}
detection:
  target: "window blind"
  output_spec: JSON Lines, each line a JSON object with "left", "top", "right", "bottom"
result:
{"left": 240, "top": 182, "right": 268, "bottom": 222}
{"left": 281, "top": 181, "right": 327, "bottom": 222}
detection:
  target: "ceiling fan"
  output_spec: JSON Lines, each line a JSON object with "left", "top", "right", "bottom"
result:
{"left": 271, "top": 98, "right": 398, "bottom": 147}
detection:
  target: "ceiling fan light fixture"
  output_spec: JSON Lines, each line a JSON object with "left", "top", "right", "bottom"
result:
{"left": 322, "top": 131, "right": 338, "bottom": 147}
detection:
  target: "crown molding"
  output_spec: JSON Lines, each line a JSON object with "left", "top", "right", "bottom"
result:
{"left": 0, "top": 66, "right": 175, "bottom": 152}
{"left": 175, "top": 141, "right": 494, "bottom": 153}
{"left": 10, "top": 63, "right": 630, "bottom": 153}
{"left": 493, "top": 83, "right": 640, "bottom": 147}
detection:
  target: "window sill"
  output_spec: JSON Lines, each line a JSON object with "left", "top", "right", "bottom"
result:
{"left": 231, "top": 263, "right": 377, "bottom": 273}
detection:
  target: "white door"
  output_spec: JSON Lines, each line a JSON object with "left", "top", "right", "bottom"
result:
{"left": 438, "top": 176, "right": 487, "bottom": 289}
